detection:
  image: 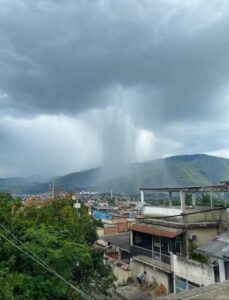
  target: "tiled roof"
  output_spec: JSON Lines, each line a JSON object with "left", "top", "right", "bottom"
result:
{"left": 131, "top": 223, "right": 183, "bottom": 238}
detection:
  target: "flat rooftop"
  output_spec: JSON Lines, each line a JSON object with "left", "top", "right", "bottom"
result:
{"left": 140, "top": 183, "right": 229, "bottom": 193}
{"left": 102, "top": 232, "right": 130, "bottom": 252}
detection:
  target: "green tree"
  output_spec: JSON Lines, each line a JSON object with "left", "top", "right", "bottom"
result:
{"left": 188, "top": 242, "right": 208, "bottom": 263}
{"left": 197, "top": 194, "right": 210, "bottom": 206}
{"left": 0, "top": 193, "right": 114, "bottom": 300}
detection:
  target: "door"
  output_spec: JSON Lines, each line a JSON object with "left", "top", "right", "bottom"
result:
{"left": 161, "top": 237, "right": 170, "bottom": 263}
{"left": 153, "top": 236, "right": 161, "bottom": 260}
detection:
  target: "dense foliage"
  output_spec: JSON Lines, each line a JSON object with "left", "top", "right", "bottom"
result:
{"left": 0, "top": 193, "right": 114, "bottom": 300}
{"left": 188, "top": 241, "right": 209, "bottom": 263}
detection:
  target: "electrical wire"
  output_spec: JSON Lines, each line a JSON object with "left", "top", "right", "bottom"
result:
{"left": 0, "top": 232, "right": 93, "bottom": 300}
{"left": 0, "top": 222, "right": 221, "bottom": 294}
{"left": 0, "top": 225, "right": 94, "bottom": 300}
{"left": 0, "top": 223, "right": 55, "bottom": 274}
{"left": 0, "top": 231, "right": 219, "bottom": 293}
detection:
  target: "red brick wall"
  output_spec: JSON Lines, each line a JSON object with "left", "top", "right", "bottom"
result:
{"left": 104, "top": 226, "right": 118, "bottom": 235}
{"left": 104, "top": 222, "right": 128, "bottom": 234}
{"left": 117, "top": 222, "right": 127, "bottom": 232}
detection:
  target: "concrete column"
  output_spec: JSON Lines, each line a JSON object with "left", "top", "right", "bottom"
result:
{"left": 141, "top": 190, "right": 145, "bottom": 206}
{"left": 192, "top": 193, "right": 196, "bottom": 208}
{"left": 130, "top": 230, "right": 133, "bottom": 246}
{"left": 180, "top": 191, "right": 185, "bottom": 213}
{"left": 218, "top": 259, "right": 226, "bottom": 282}
{"left": 169, "top": 191, "right": 172, "bottom": 208}
{"left": 118, "top": 249, "right": 121, "bottom": 260}
{"left": 210, "top": 191, "right": 213, "bottom": 208}
{"left": 223, "top": 193, "right": 227, "bottom": 207}
{"left": 173, "top": 275, "right": 177, "bottom": 294}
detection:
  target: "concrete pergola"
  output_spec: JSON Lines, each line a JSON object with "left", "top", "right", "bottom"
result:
{"left": 140, "top": 183, "right": 229, "bottom": 213}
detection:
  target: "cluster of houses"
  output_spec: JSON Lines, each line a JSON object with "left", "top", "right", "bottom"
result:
{"left": 96, "top": 182, "right": 229, "bottom": 297}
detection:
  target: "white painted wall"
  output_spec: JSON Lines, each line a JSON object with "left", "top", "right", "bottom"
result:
{"left": 130, "top": 259, "right": 169, "bottom": 293}
{"left": 143, "top": 206, "right": 182, "bottom": 217}
{"left": 218, "top": 259, "right": 226, "bottom": 282}
{"left": 97, "top": 228, "right": 105, "bottom": 238}
{"left": 113, "top": 264, "right": 131, "bottom": 286}
{"left": 172, "top": 254, "right": 215, "bottom": 286}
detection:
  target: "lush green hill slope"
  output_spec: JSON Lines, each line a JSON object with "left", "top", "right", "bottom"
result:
{"left": 1, "top": 154, "right": 229, "bottom": 194}
{"left": 94, "top": 154, "right": 229, "bottom": 193}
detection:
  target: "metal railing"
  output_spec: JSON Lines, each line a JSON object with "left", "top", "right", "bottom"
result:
{"left": 131, "top": 245, "right": 171, "bottom": 265}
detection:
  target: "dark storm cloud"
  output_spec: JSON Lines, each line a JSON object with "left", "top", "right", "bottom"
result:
{"left": 0, "top": 0, "right": 229, "bottom": 176}
{"left": 0, "top": 0, "right": 229, "bottom": 123}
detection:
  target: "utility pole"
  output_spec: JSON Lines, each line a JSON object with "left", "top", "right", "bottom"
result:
{"left": 51, "top": 181, "right": 55, "bottom": 199}
{"left": 72, "top": 194, "right": 81, "bottom": 216}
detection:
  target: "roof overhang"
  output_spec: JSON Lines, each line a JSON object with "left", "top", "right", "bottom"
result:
{"left": 131, "top": 223, "right": 183, "bottom": 238}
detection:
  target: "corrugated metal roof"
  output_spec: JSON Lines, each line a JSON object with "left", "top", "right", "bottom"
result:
{"left": 131, "top": 223, "right": 183, "bottom": 238}
{"left": 102, "top": 232, "right": 130, "bottom": 252}
{"left": 196, "top": 231, "right": 229, "bottom": 259}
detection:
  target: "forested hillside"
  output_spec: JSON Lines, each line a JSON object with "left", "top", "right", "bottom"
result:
{"left": 1, "top": 154, "right": 229, "bottom": 194}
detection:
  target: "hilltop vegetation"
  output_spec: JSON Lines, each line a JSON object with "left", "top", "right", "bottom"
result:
{"left": 93, "top": 154, "right": 229, "bottom": 193}
{"left": 1, "top": 154, "right": 229, "bottom": 194}
{"left": 0, "top": 193, "right": 114, "bottom": 300}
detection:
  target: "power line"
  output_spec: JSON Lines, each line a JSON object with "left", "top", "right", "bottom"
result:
{"left": 0, "top": 223, "right": 55, "bottom": 273}
{"left": 0, "top": 225, "right": 94, "bottom": 300}
{"left": 0, "top": 232, "right": 93, "bottom": 300}
{"left": 0, "top": 223, "right": 218, "bottom": 295}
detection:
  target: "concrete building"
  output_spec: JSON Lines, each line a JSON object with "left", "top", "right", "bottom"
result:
{"left": 102, "top": 232, "right": 131, "bottom": 262}
{"left": 129, "top": 183, "right": 229, "bottom": 294}
{"left": 172, "top": 254, "right": 215, "bottom": 293}
{"left": 195, "top": 230, "right": 229, "bottom": 282}
{"left": 96, "top": 183, "right": 229, "bottom": 295}
{"left": 101, "top": 232, "right": 131, "bottom": 285}
{"left": 154, "top": 280, "right": 229, "bottom": 300}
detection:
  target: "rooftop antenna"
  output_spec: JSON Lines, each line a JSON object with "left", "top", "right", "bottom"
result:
{"left": 110, "top": 189, "right": 113, "bottom": 201}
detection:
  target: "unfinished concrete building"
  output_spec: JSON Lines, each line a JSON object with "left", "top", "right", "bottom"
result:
{"left": 130, "top": 183, "right": 229, "bottom": 294}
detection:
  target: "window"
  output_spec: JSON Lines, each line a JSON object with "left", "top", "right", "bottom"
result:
{"left": 154, "top": 236, "right": 160, "bottom": 243}
{"left": 154, "top": 246, "right": 160, "bottom": 253}
{"left": 175, "top": 236, "right": 181, "bottom": 254}
{"left": 175, "top": 276, "right": 199, "bottom": 293}
{"left": 134, "top": 232, "right": 142, "bottom": 244}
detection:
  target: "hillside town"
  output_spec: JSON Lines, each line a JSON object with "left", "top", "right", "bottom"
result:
{"left": 1, "top": 180, "right": 229, "bottom": 299}
{"left": 1, "top": 179, "right": 228, "bottom": 299}
{"left": 1, "top": 0, "right": 229, "bottom": 299}
{"left": 87, "top": 182, "right": 229, "bottom": 299}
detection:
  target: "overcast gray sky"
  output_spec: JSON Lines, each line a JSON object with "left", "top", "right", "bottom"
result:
{"left": 0, "top": 0, "right": 229, "bottom": 177}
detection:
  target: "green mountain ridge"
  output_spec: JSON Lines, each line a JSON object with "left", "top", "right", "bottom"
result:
{"left": 1, "top": 154, "right": 229, "bottom": 194}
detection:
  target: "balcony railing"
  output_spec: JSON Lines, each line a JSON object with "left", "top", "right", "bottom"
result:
{"left": 131, "top": 245, "right": 171, "bottom": 265}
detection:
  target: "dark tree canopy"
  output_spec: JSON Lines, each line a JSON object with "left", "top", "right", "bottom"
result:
{"left": 0, "top": 193, "right": 114, "bottom": 300}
